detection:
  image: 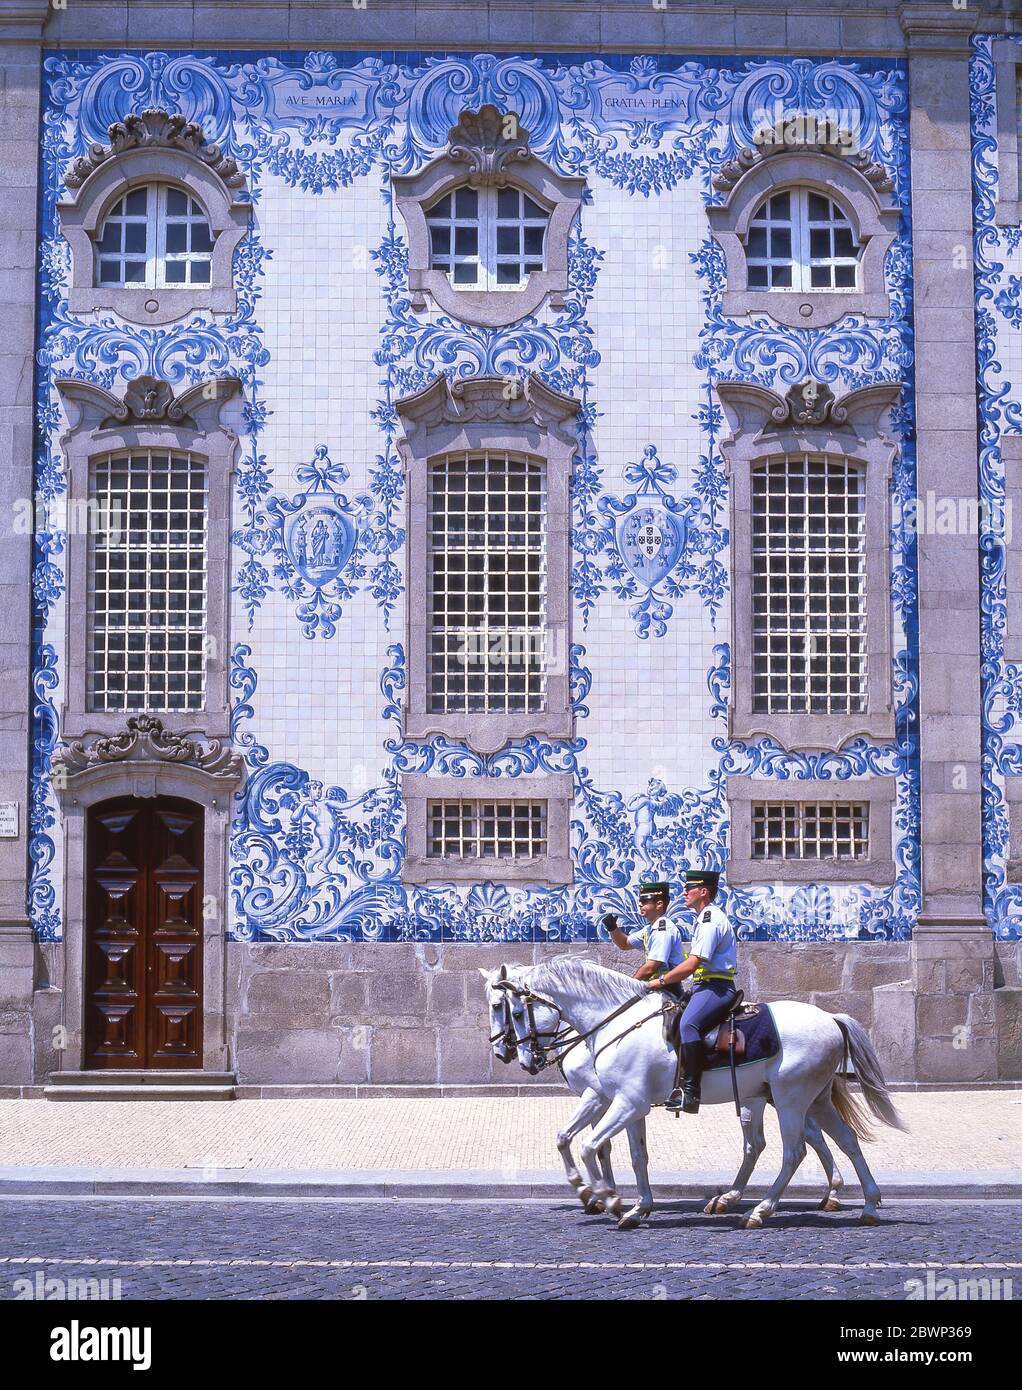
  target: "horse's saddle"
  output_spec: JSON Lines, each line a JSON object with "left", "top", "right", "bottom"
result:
{"left": 662, "top": 992, "right": 780, "bottom": 1071}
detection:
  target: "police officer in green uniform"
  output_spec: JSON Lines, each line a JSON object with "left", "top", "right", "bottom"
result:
{"left": 647, "top": 868, "right": 737, "bottom": 1113}
{"left": 602, "top": 880, "right": 688, "bottom": 994}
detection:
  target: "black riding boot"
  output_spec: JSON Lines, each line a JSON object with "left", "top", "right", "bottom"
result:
{"left": 665, "top": 1043, "right": 705, "bottom": 1114}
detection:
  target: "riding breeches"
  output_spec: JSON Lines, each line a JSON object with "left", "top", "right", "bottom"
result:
{"left": 678, "top": 979, "right": 739, "bottom": 1046}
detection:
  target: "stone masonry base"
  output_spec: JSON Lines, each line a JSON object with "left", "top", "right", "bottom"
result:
{"left": 6, "top": 937, "right": 1022, "bottom": 1090}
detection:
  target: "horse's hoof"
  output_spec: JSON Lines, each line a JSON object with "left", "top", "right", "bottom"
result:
{"left": 578, "top": 1185, "right": 593, "bottom": 1203}
{"left": 583, "top": 1197, "right": 605, "bottom": 1215}
{"left": 742, "top": 1214, "right": 764, "bottom": 1230}
{"left": 859, "top": 1212, "right": 881, "bottom": 1226}
{"left": 820, "top": 1198, "right": 842, "bottom": 1212}
{"left": 703, "top": 1196, "right": 721, "bottom": 1215}
{"left": 567, "top": 1174, "right": 583, "bottom": 1190}
{"left": 605, "top": 1194, "right": 624, "bottom": 1218}
{"left": 616, "top": 1207, "right": 651, "bottom": 1231}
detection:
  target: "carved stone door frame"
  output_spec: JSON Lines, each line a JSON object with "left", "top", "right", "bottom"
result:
{"left": 53, "top": 717, "right": 243, "bottom": 1073}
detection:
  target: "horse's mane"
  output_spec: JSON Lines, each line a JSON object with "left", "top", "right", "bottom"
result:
{"left": 528, "top": 956, "right": 647, "bottom": 1009}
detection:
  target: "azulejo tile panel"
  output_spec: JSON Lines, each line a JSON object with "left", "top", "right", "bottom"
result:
{"left": 972, "top": 33, "right": 1022, "bottom": 942}
{"left": 31, "top": 48, "right": 923, "bottom": 944}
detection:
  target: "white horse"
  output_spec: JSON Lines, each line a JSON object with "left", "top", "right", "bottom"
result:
{"left": 499, "top": 958, "right": 902, "bottom": 1228}
{"left": 483, "top": 962, "right": 846, "bottom": 1228}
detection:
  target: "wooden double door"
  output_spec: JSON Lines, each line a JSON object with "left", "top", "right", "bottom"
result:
{"left": 84, "top": 796, "right": 204, "bottom": 1069}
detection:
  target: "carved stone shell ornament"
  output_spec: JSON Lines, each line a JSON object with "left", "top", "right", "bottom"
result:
{"left": 63, "top": 108, "right": 247, "bottom": 192}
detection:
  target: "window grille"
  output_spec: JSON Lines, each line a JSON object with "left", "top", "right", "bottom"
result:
{"left": 752, "top": 801, "right": 869, "bottom": 861}
{"left": 96, "top": 184, "right": 214, "bottom": 289}
{"left": 752, "top": 453, "right": 866, "bottom": 715}
{"left": 427, "top": 799, "right": 548, "bottom": 859}
{"left": 428, "top": 451, "right": 546, "bottom": 714}
{"left": 426, "top": 185, "right": 548, "bottom": 290}
{"left": 746, "top": 189, "right": 859, "bottom": 291}
{"left": 87, "top": 450, "right": 207, "bottom": 713}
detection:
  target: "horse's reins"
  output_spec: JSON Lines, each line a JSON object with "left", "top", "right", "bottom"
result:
{"left": 498, "top": 981, "right": 667, "bottom": 1072}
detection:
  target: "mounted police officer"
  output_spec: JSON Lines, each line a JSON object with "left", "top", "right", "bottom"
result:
{"left": 647, "top": 868, "right": 738, "bottom": 1114}
{"left": 602, "top": 880, "right": 688, "bottom": 996}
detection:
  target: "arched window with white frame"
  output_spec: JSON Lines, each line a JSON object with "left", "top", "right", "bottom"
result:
{"left": 746, "top": 188, "right": 860, "bottom": 292}
{"left": 96, "top": 183, "right": 215, "bottom": 289}
{"left": 426, "top": 185, "right": 549, "bottom": 290}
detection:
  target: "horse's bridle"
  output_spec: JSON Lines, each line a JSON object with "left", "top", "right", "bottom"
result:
{"left": 494, "top": 980, "right": 579, "bottom": 1074}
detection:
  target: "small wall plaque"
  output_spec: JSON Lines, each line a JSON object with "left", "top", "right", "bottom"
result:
{"left": 0, "top": 803, "right": 19, "bottom": 838}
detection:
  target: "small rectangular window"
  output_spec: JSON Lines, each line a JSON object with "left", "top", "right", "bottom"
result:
{"left": 427, "top": 798, "right": 548, "bottom": 859}
{"left": 751, "top": 801, "right": 869, "bottom": 861}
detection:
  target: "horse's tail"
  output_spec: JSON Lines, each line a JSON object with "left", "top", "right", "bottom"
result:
{"left": 833, "top": 1014, "right": 906, "bottom": 1139}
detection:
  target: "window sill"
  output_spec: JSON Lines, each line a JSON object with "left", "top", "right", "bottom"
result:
{"left": 402, "top": 854, "right": 574, "bottom": 887}
{"left": 720, "top": 286, "right": 891, "bottom": 328}
{"left": 404, "top": 708, "right": 573, "bottom": 756}
{"left": 727, "top": 855, "right": 896, "bottom": 886}
{"left": 61, "top": 705, "right": 231, "bottom": 742}
{"left": 68, "top": 285, "right": 238, "bottom": 325}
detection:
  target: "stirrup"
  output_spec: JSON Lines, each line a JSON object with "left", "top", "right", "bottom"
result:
{"left": 665, "top": 1088, "right": 688, "bottom": 1113}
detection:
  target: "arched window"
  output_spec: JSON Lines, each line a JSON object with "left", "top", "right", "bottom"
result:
{"left": 425, "top": 186, "right": 548, "bottom": 290}
{"left": 96, "top": 184, "right": 215, "bottom": 290}
{"left": 746, "top": 189, "right": 859, "bottom": 292}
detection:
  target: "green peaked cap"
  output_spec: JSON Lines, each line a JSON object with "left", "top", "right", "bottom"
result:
{"left": 637, "top": 881, "right": 670, "bottom": 895}
{"left": 685, "top": 868, "right": 720, "bottom": 890}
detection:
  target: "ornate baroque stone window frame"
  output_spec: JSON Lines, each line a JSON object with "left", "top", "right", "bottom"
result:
{"left": 392, "top": 106, "right": 585, "bottom": 329}
{"left": 54, "top": 373, "right": 243, "bottom": 742}
{"left": 993, "top": 39, "right": 1022, "bottom": 226}
{"left": 50, "top": 716, "right": 244, "bottom": 1074}
{"left": 401, "top": 771, "right": 574, "bottom": 886}
{"left": 717, "top": 379, "right": 900, "bottom": 752}
{"left": 707, "top": 142, "right": 900, "bottom": 328}
{"left": 395, "top": 372, "right": 578, "bottom": 755}
{"left": 726, "top": 773, "right": 897, "bottom": 885}
{"left": 58, "top": 109, "right": 250, "bottom": 325}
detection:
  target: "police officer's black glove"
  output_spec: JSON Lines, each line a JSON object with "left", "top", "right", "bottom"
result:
{"left": 602, "top": 913, "right": 619, "bottom": 931}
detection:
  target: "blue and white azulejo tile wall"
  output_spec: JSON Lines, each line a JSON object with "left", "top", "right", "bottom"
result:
{"left": 30, "top": 48, "right": 925, "bottom": 946}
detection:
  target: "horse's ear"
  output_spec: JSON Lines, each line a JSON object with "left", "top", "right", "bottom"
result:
{"left": 477, "top": 967, "right": 492, "bottom": 981}
{"left": 499, "top": 963, "right": 507, "bottom": 981}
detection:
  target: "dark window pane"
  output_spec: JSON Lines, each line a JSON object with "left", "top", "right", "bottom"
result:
{"left": 523, "top": 226, "right": 544, "bottom": 255}
{"left": 125, "top": 188, "right": 147, "bottom": 215}
{"left": 497, "top": 187, "right": 519, "bottom": 217}
{"left": 164, "top": 261, "right": 186, "bottom": 284}
{"left": 747, "top": 227, "right": 767, "bottom": 257}
{"left": 748, "top": 263, "right": 768, "bottom": 287}
{"left": 834, "top": 263, "right": 856, "bottom": 287}
{"left": 190, "top": 223, "right": 214, "bottom": 254}
{"left": 123, "top": 260, "right": 146, "bottom": 283}
{"left": 97, "top": 224, "right": 120, "bottom": 252}
{"left": 455, "top": 187, "right": 478, "bottom": 217}
{"left": 771, "top": 263, "right": 792, "bottom": 287}
{"left": 428, "top": 194, "right": 451, "bottom": 219}
{"left": 770, "top": 191, "right": 790, "bottom": 218}
{"left": 453, "top": 262, "right": 477, "bottom": 284}
{"left": 496, "top": 263, "right": 520, "bottom": 284}
{"left": 190, "top": 260, "right": 211, "bottom": 284}
{"left": 833, "top": 228, "right": 855, "bottom": 257}
{"left": 165, "top": 223, "right": 187, "bottom": 253}
{"left": 496, "top": 225, "right": 519, "bottom": 255}
{"left": 98, "top": 259, "right": 121, "bottom": 284}
{"left": 430, "top": 226, "right": 450, "bottom": 256}
{"left": 810, "top": 265, "right": 831, "bottom": 287}
{"left": 523, "top": 196, "right": 545, "bottom": 219}
{"left": 808, "top": 192, "right": 830, "bottom": 221}
{"left": 165, "top": 187, "right": 188, "bottom": 215}
{"left": 809, "top": 228, "right": 830, "bottom": 258}
{"left": 771, "top": 228, "right": 791, "bottom": 258}
{"left": 454, "top": 226, "right": 478, "bottom": 256}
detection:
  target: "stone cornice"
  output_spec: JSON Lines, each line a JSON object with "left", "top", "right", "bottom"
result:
{"left": 713, "top": 141, "right": 894, "bottom": 197}
{"left": 61, "top": 108, "right": 246, "bottom": 196}
{"left": 55, "top": 374, "right": 242, "bottom": 439}
{"left": 53, "top": 715, "right": 244, "bottom": 786}
{"left": 395, "top": 372, "right": 580, "bottom": 437}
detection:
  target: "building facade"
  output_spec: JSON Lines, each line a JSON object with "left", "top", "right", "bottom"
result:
{"left": 1, "top": 0, "right": 1021, "bottom": 1095}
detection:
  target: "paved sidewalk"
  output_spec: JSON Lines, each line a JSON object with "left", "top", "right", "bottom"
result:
{"left": 0, "top": 1090, "right": 1018, "bottom": 1198}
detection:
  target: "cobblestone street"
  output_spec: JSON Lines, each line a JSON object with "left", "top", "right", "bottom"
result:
{"left": 0, "top": 1199, "right": 1019, "bottom": 1300}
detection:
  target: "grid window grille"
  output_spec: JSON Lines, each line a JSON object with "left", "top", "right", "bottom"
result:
{"left": 427, "top": 185, "right": 548, "bottom": 290}
{"left": 87, "top": 450, "right": 208, "bottom": 713}
{"left": 752, "top": 801, "right": 870, "bottom": 861}
{"left": 428, "top": 451, "right": 546, "bottom": 714}
{"left": 752, "top": 453, "right": 866, "bottom": 715}
{"left": 427, "top": 799, "right": 548, "bottom": 859}
{"left": 746, "top": 189, "right": 859, "bottom": 291}
{"left": 96, "top": 184, "right": 214, "bottom": 289}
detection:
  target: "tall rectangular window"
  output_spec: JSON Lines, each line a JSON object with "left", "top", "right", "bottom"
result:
{"left": 752, "top": 453, "right": 866, "bottom": 715}
{"left": 428, "top": 451, "right": 546, "bottom": 714}
{"left": 87, "top": 449, "right": 207, "bottom": 712}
